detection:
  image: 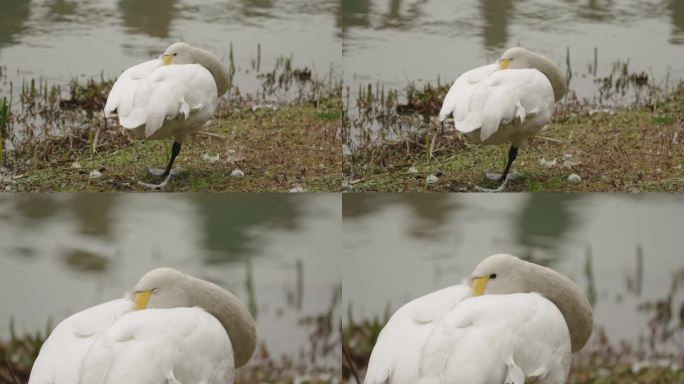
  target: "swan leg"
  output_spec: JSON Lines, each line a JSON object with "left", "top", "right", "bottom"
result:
{"left": 498, "top": 145, "right": 519, "bottom": 183}
{"left": 475, "top": 146, "right": 519, "bottom": 192}
{"left": 485, "top": 171, "right": 522, "bottom": 181}
{"left": 138, "top": 173, "right": 172, "bottom": 189}
{"left": 147, "top": 167, "right": 184, "bottom": 177}
{"left": 138, "top": 141, "right": 182, "bottom": 189}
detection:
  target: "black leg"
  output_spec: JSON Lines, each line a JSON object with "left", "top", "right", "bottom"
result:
{"left": 162, "top": 142, "right": 182, "bottom": 178}
{"left": 499, "top": 145, "right": 518, "bottom": 182}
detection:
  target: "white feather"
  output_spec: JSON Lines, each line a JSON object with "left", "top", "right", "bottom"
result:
{"left": 28, "top": 299, "right": 235, "bottom": 384}
{"left": 104, "top": 59, "right": 218, "bottom": 141}
{"left": 364, "top": 286, "right": 571, "bottom": 384}
{"left": 439, "top": 65, "right": 555, "bottom": 146}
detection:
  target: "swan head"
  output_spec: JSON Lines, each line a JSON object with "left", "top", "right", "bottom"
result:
{"left": 132, "top": 267, "right": 192, "bottom": 310}
{"left": 162, "top": 42, "right": 195, "bottom": 65}
{"left": 469, "top": 253, "right": 593, "bottom": 352}
{"left": 469, "top": 253, "right": 527, "bottom": 296}
{"left": 131, "top": 267, "right": 257, "bottom": 367}
{"left": 498, "top": 47, "right": 533, "bottom": 70}
{"left": 498, "top": 46, "right": 567, "bottom": 101}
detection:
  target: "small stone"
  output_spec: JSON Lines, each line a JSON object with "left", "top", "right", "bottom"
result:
{"left": 407, "top": 166, "right": 418, "bottom": 174}
{"left": 202, "top": 153, "right": 220, "bottom": 163}
{"left": 539, "top": 158, "right": 557, "bottom": 168}
{"left": 427, "top": 175, "right": 439, "bottom": 184}
{"left": 70, "top": 162, "right": 82, "bottom": 169}
{"left": 231, "top": 169, "right": 244, "bottom": 177}
{"left": 567, "top": 173, "right": 581, "bottom": 183}
{"left": 289, "top": 186, "right": 305, "bottom": 193}
{"left": 89, "top": 170, "right": 102, "bottom": 179}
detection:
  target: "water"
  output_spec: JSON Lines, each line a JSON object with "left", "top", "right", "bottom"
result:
{"left": 0, "top": 0, "right": 340, "bottom": 97}
{"left": 342, "top": 193, "right": 684, "bottom": 348}
{"left": 340, "top": 0, "right": 684, "bottom": 100}
{"left": 0, "top": 193, "right": 341, "bottom": 365}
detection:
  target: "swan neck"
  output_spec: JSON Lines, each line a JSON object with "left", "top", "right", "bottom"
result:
{"left": 529, "top": 52, "right": 567, "bottom": 101}
{"left": 525, "top": 262, "right": 593, "bottom": 352}
{"left": 191, "top": 47, "right": 230, "bottom": 96}
{"left": 187, "top": 277, "right": 257, "bottom": 367}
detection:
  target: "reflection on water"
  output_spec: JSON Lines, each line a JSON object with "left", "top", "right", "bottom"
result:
{"left": 0, "top": 0, "right": 30, "bottom": 48}
{"left": 340, "top": 0, "right": 684, "bottom": 96}
{"left": 0, "top": 0, "right": 339, "bottom": 98}
{"left": 0, "top": 194, "right": 341, "bottom": 363}
{"left": 119, "top": 0, "right": 177, "bottom": 38}
{"left": 670, "top": 0, "right": 684, "bottom": 44}
{"left": 480, "top": 0, "right": 513, "bottom": 51}
{"left": 342, "top": 194, "right": 684, "bottom": 348}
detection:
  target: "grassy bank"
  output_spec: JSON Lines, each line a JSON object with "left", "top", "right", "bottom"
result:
{"left": 0, "top": 59, "right": 341, "bottom": 192}
{"left": 343, "top": 71, "right": 684, "bottom": 192}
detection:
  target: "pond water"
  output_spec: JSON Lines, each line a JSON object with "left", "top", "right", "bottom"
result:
{"left": 0, "top": 0, "right": 340, "bottom": 98}
{"left": 0, "top": 193, "right": 341, "bottom": 366}
{"left": 341, "top": 0, "right": 684, "bottom": 100}
{"left": 342, "top": 193, "right": 684, "bottom": 348}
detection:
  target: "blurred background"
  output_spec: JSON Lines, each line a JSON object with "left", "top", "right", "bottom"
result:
{"left": 342, "top": 193, "right": 684, "bottom": 383}
{"left": 0, "top": 193, "right": 341, "bottom": 382}
{"left": 340, "top": 0, "right": 684, "bottom": 99}
{"left": 0, "top": 0, "right": 340, "bottom": 96}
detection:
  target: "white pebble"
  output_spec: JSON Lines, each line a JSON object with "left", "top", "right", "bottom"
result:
{"left": 89, "top": 170, "right": 102, "bottom": 179}
{"left": 567, "top": 173, "right": 581, "bottom": 183}
{"left": 427, "top": 175, "right": 439, "bottom": 184}
{"left": 407, "top": 166, "right": 418, "bottom": 174}
{"left": 539, "top": 158, "right": 557, "bottom": 168}
{"left": 231, "top": 169, "right": 244, "bottom": 177}
{"left": 202, "top": 153, "right": 220, "bottom": 163}
{"left": 289, "top": 186, "right": 305, "bottom": 193}
{"left": 70, "top": 162, "right": 82, "bottom": 169}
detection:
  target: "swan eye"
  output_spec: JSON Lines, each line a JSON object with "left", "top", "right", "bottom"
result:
{"left": 173, "top": 53, "right": 178, "bottom": 56}
{"left": 489, "top": 273, "right": 497, "bottom": 279}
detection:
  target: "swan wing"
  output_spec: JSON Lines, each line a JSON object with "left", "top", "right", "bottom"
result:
{"left": 79, "top": 307, "right": 233, "bottom": 384}
{"left": 28, "top": 299, "right": 133, "bottom": 384}
{"left": 104, "top": 60, "right": 218, "bottom": 138}
{"left": 438, "top": 63, "right": 499, "bottom": 122}
{"left": 456, "top": 68, "right": 555, "bottom": 142}
{"left": 29, "top": 305, "right": 233, "bottom": 384}
{"left": 365, "top": 291, "right": 571, "bottom": 384}
{"left": 364, "top": 285, "right": 471, "bottom": 384}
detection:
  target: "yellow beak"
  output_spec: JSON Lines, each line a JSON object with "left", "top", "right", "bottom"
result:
{"left": 133, "top": 290, "right": 152, "bottom": 310}
{"left": 499, "top": 58, "right": 511, "bottom": 70}
{"left": 162, "top": 55, "right": 173, "bottom": 65}
{"left": 471, "top": 277, "right": 490, "bottom": 296}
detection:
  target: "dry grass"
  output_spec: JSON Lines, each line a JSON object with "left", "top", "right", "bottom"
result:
{"left": 343, "top": 75, "right": 684, "bottom": 192}
{"left": 0, "top": 61, "right": 341, "bottom": 192}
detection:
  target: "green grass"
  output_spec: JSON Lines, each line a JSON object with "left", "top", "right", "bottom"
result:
{"left": 1, "top": 75, "right": 341, "bottom": 192}
{"left": 344, "top": 82, "right": 684, "bottom": 192}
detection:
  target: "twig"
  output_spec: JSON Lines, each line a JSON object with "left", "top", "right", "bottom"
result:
{"left": 533, "top": 135, "right": 563, "bottom": 143}
{"left": 343, "top": 343, "right": 361, "bottom": 384}
{"left": 5, "top": 355, "right": 20, "bottom": 384}
{"left": 197, "top": 131, "right": 227, "bottom": 140}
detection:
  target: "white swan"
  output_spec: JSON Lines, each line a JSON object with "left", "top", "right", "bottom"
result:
{"left": 364, "top": 254, "right": 592, "bottom": 384}
{"left": 438, "top": 47, "right": 567, "bottom": 191}
{"left": 28, "top": 268, "right": 256, "bottom": 384}
{"left": 104, "top": 42, "right": 230, "bottom": 189}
